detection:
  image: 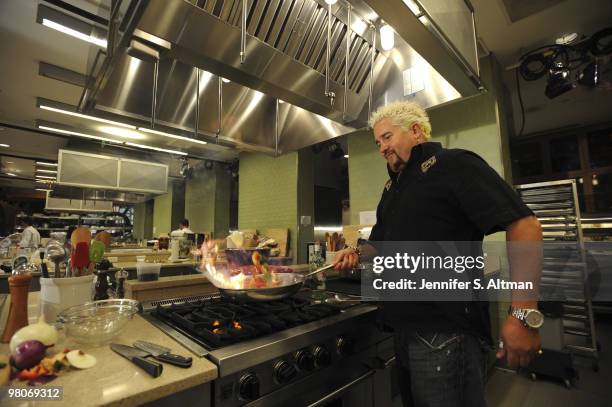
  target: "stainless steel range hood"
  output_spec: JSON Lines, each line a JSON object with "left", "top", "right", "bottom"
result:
{"left": 80, "top": 0, "right": 482, "bottom": 155}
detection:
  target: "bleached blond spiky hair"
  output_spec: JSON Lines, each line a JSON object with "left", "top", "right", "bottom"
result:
{"left": 368, "top": 101, "right": 432, "bottom": 139}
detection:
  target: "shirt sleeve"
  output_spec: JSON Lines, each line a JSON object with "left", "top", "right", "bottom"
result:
{"left": 449, "top": 151, "right": 534, "bottom": 235}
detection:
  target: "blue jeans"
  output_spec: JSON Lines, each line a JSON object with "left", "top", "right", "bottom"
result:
{"left": 393, "top": 329, "right": 489, "bottom": 407}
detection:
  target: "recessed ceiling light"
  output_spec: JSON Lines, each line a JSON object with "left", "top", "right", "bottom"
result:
{"left": 41, "top": 18, "right": 107, "bottom": 48}
{"left": 36, "top": 161, "right": 57, "bottom": 166}
{"left": 36, "top": 169, "right": 57, "bottom": 174}
{"left": 39, "top": 104, "right": 136, "bottom": 129}
{"left": 137, "top": 127, "right": 207, "bottom": 145}
{"left": 98, "top": 126, "right": 145, "bottom": 139}
{"left": 36, "top": 175, "right": 56, "bottom": 180}
{"left": 344, "top": 154, "right": 349, "bottom": 158}
{"left": 0, "top": 143, "right": 9, "bottom": 148}
{"left": 222, "top": 78, "right": 231, "bottom": 83}
{"left": 324, "top": 0, "right": 338, "bottom": 4}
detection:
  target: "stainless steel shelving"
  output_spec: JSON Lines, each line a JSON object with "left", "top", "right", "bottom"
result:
{"left": 516, "top": 179, "right": 600, "bottom": 371}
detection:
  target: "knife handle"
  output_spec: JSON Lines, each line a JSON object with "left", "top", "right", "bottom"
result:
{"left": 132, "top": 356, "right": 163, "bottom": 377}
{"left": 156, "top": 353, "right": 193, "bottom": 368}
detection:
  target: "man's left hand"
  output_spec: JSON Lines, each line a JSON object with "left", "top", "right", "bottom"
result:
{"left": 496, "top": 315, "right": 541, "bottom": 369}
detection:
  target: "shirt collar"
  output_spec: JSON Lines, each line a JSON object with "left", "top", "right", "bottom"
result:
{"left": 387, "top": 142, "right": 443, "bottom": 180}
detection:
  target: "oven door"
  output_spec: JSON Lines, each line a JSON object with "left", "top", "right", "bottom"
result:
{"left": 245, "top": 349, "right": 398, "bottom": 407}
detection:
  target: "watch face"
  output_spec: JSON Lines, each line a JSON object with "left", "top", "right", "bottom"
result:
{"left": 525, "top": 310, "right": 544, "bottom": 328}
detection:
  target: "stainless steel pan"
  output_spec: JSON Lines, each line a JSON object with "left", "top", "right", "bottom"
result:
{"left": 201, "top": 264, "right": 334, "bottom": 301}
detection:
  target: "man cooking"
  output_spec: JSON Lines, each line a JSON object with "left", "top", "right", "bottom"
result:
{"left": 333, "top": 101, "right": 543, "bottom": 407}
{"left": 18, "top": 219, "right": 41, "bottom": 251}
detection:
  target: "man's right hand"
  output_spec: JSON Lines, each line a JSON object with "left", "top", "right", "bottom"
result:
{"left": 333, "top": 248, "right": 360, "bottom": 270}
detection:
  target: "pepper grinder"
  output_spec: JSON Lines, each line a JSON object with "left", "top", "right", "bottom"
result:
{"left": 1, "top": 267, "right": 32, "bottom": 343}
{"left": 94, "top": 270, "right": 110, "bottom": 301}
{"left": 115, "top": 268, "right": 128, "bottom": 299}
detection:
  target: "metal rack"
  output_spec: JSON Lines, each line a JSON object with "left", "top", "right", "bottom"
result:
{"left": 516, "top": 179, "right": 599, "bottom": 371}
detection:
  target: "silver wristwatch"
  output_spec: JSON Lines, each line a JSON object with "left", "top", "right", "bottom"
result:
{"left": 508, "top": 306, "right": 544, "bottom": 329}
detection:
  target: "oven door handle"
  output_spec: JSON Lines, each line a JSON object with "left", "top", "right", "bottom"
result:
{"left": 306, "top": 369, "right": 376, "bottom": 407}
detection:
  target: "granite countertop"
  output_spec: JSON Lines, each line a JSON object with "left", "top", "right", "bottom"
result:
{"left": 0, "top": 292, "right": 218, "bottom": 407}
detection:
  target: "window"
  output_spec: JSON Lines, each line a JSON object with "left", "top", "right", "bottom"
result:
{"left": 513, "top": 142, "right": 542, "bottom": 177}
{"left": 550, "top": 135, "right": 580, "bottom": 173}
{"left": 588, "top": 131, "right": 612, "bottom": 168}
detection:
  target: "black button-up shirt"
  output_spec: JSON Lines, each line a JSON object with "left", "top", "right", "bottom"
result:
{"left": 369, "top": 142, "right": 533, "bottom": 339}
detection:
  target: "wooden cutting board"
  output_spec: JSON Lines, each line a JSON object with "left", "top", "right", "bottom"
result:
{"left": 264, "top": 228, "right": 289, "bottom": 257}
{"left": 125, "top": 274, "right": 218, "bottom": 302}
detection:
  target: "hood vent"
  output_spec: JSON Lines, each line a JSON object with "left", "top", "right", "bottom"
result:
{"left": 79, "top": 0, "right": 482, "bottom": 155}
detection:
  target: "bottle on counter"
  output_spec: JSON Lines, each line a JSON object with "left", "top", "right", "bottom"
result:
{"left": 1, "top": 266, "right": 33, "bottom": 343}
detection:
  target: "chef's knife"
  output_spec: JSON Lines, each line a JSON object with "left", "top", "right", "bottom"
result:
{"left": 110, "top": 344, "right": 163, "bottom": 377}
{"left": 133, "top": 340, "right": 193, "bottom": 368}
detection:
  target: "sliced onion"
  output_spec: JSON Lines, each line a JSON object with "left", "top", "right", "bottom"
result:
{"left": 66, "top": 350, "right": 97, "bottom": 369}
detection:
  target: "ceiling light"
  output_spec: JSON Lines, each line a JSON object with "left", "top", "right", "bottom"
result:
{"left": 380, "top": 24, "right": 395, "bottom": 51}
{"left": 344, "top": 154, "right": 349, "bottom": 158}
{"left": 7, "top": 161, "right": 13, "bottom": 164}
{"left": 98, "top": 126, "right": 145, "bottom": 139}
{"left": 402, "top": 0, "right": 421, "bottom": 14}
{"left": 42, "top": 18, "right": 107, "bottom": 48}
{"left": 36, "top": 169, "right": 57, "bottom": 174}
{"left": 278, "top": 100, "right": 285, "bottom": 104}
{"left": 125, "top": 142, "right": 187, "bottom": 156}
{"left": 6, "top": 173, "right": 17, "bottom": 177}
{"left": 38, "top": 125, "right": 121, "bottom": 143}
{"left": 324, "top": 0, "right": 338, "bottom": 4}
{"left": 39, "top": 104, "right": 136, "bottom": 129}
{"left": 221, "top": 78, "right": 231, "bottom": 83}
{"left": 35, "top": 189, "right": 52, "bottom": 192}
{"left": 555, "top": 32, "right": 578, "bottom": 45}
{"left": 36, "top": 162, "right": 57, "bottom": 166}
{"left": 36, "top": 175, "right": 56, "bottom": 180}
{"left": 137, "top": 127, "right": 207, "bottom": 145}
{"left": 0, "top": 144, "right": 9, "bottom": 148}
{"left": 36, "top": 180, "right": 55, "bottom": 184}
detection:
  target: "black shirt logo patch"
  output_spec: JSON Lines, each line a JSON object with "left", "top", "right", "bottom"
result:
{"left": 421, "top": 156, "right": 437, "bottom": 173}
{"left": 384, "top": 179, "right": 392, "bottom": 191}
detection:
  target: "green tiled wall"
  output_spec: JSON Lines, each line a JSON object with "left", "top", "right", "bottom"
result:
{"left": 239, "top": 151, "right": 313, "bottom": 263}
{"left": 152, "top": 180, "right": 185, "bottom": 237}
{"left": 185, "top": 163, "right": 231, "bottom": 238}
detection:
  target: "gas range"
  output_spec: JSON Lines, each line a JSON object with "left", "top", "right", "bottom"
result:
{"left": 141, "top": 290, "right": 393, "bottom": 407}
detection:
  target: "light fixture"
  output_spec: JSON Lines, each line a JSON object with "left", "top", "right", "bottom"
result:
{"left": 98, "top": 126, "right": 145, "bottom": 139}
{"left": 35, "top": 175, "right": 56, "bottom": 180}
{"left": 545, "top": 63, "right": 575, "bottom": 99}
{"left": 402, "top": 0, "right": 421, "bottom": 14}
{"left": 221, "top": 78, "right": 231, "bottom": 83}
{"left": 41, "top": 18, "right": 107, "bottom": 48}
{"left": 137, "top": 127, "right": 207, "bottom": 145}
{"left": 36, "top": 169, "right": 57, "bottom": 174}
{"left": 7, "top": 161, "right": 13, "bottom": 164}
{"left": 6, "top": 173, "right": 17, "bottom": 177}
{"left": 39, "top": 125, "right": 188, "bottom": 156}
{"left": 38, "top": 125, "right": 121, "bottom": 144}
{"left": 555, "top": 32, "right": 578, "bottom": 45}
{"left": 36, "top": 180, "right": 55, "bottom": 184}
{"left": 344, "top": 154, "right": 349, "bottom": 158}
{"left": 0, "top": 144, "right": 9, "bottom": 148}
{"left": 36, "top": 161, "right": 57, "bottom": 166}
{"left": 35, "top": 188, "right": 52, "bottom": 192}
{"left": 278, "top": 99, "right": 285, "bottom": 104}
{"left": 324, "top": 0, "right": 338, "bottom": 4}
{"left": 39, "top": 104, "right": 136, "bottom": 129}
{"left": 380, "top": 24, "right": 395, "bottom": 51}
{"left": 125, "top": 142, "right": 187, "bottom": 156}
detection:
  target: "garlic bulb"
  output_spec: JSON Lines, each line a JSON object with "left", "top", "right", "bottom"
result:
{"left": 9, "top": 315, "right": 58, "bottom": 353}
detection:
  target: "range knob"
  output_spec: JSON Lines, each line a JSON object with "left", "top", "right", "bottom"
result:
{"left": 274, "top": 360, "right": 297, "bottom": 384}
{"left": 313, "top": 345, "right": 331, "bottom": 367}
{"left": 239, "top": 373, "right": 260, "bottom": 401}
{"left": 336, "top": 336, "right": 355, "bottom": 356}
{"left": 295, "top": 349, "right": 315, "bottom": 371}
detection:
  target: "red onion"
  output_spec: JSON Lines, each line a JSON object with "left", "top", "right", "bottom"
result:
{"left": 13, "top": 340, "right": 46, "bottom": 370}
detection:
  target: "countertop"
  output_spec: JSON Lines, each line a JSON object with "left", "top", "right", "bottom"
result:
{"left": 0, "top": 292, "right": 218, "bottom": 407}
